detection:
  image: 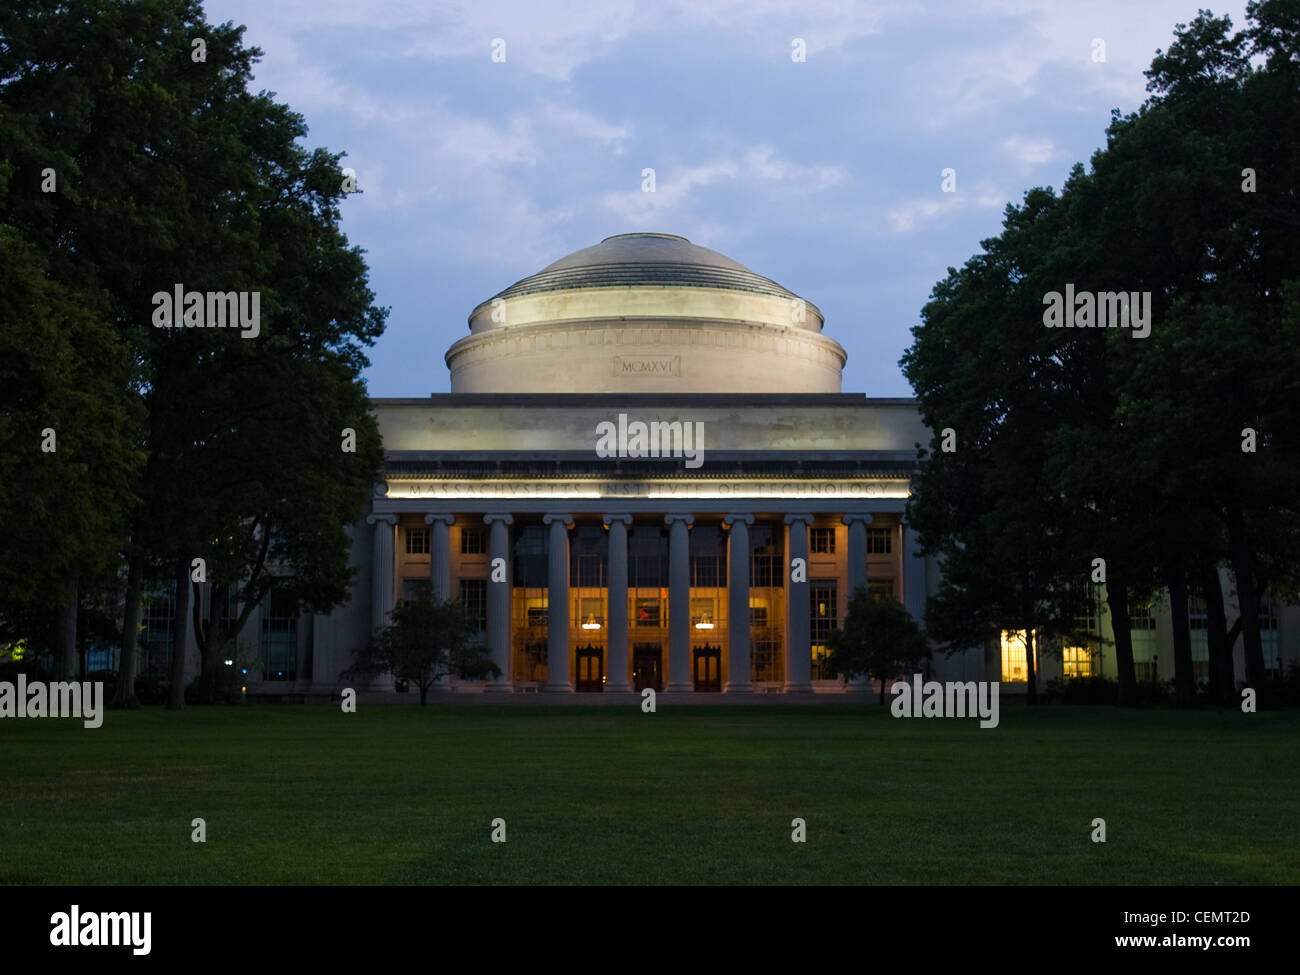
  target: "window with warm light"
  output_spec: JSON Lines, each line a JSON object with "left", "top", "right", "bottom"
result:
{"left": 1062, "top": 644, "right": 1092, "bottom": 678}
{"left": 1000, "top": 629, "right": 1036, "bottom": 682}
{"left": 691, "top": 597, "right": 716, "bottom": 629}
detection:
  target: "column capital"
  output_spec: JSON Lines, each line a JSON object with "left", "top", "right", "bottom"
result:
{"left": 366, "top": 513, "right": 397, "bottom": 526}
{"left": 424, "top": 513, "right": 455, "bottom": 526}
{"left": 602, "top": 513, "right": 633, "bottom": 527}
{"left": 664, "top": 513, "right": 695, "bottom": 527}
{"left": 841, "top": 513, "right": 873, "bottom": 526}
{"left": 483, "top": 513, "right": 514, "bottom": 526}
{"left": 723, "top": 513, "right": 755, "bottom": 527}
{"left": 542, "top": 512, "right": 574, "bottom": 527}
{"left": 783, "top": 512, "right": 814, "bottom": 526}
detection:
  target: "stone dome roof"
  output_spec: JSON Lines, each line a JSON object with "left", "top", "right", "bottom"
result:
{"left": 485, "top": 233, "right": 802, "bottom": 305}
{"left": 447, "top": 232, "right": 845, "bottom": 394}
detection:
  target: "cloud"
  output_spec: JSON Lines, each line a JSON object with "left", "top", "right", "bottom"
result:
{"left": 1000, "top": 136, "right": 1061, "bottom": 165}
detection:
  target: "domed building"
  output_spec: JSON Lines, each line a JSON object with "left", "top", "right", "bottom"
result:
{"left": 309, "top": 231, "right": 967, "bottom": 696}
{"left": 161, "top": 233, "right": 1297, "bottom": 700}
{"left": 446, "top": 233, "right": 846, "bottom": 394}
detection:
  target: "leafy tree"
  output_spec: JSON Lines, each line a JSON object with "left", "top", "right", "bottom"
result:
{"left": 0, "top": 226, "right": 142, "bottom": 678}
{"left": 826, "top": 587, "right": 929, "bottom": 705}
{"left": 345, "top": 584, "right": 501, "bottom": 705}
{"left": 1, "top": 0, "right": 387, "bottom": 706}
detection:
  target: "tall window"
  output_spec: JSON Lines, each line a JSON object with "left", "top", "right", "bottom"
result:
{"left": 867, "top": 526, "right": 892, "bottom": 554}
{"left": 810, "top": 582, "right": 838, "bottom": 680}
{"left": 1261, "top": 593, "right": 1280, "bottom": 671}
{"left": 752, "top": 640, "right": 781, "bottom": 682}
{"left": 1129, "top": 602, "right": 1156, "bottom": 630}
{"left": 461, "top": 579, "right": 487, "bottom": 632}
{"left": 261, "top": 587, "right": 297, "bottom": 681}
{"left": 810, "top": 528, "right": 835, "bottom": 554}
{"left": 140, "top": 588, "right": 175, "bottom": 680}
{"left": 461, "top": 528, "right": 486, "bottom": 554}
{"left": 1000, "top": 630, "right": 1036, "bottom": 682}
{"left": 691, "top": 554, "right": 723, "bottom": 587}
{"left": 750, "top": 524, "right": 783, "bottom": 587}
{"left": 405, "top": 526, "right": 430, "bottom": 554}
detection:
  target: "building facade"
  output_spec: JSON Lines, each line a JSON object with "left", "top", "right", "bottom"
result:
{"left": 154, "top": 233, "right": 1295, "bottom": 695}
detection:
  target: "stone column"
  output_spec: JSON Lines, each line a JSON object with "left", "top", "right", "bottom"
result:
{"left": 603, "top": 514, "right": 633, "bottom": 693}
{"left": 366, "top": 513, "right": 397, "bottom": 690}
{"left": 665, "top": 513, "right": 694, "bottom": 692}
{"left": 784, "top": 513, "right": 813, "bottom": 693}
{"left": 544, "top": 513, "right": 574, "bottom": 693}
{"left": 723, "top": 514, "right": 754, "bottom": 693}
{"left": 902, "top": 521, "right": 927, "bottom": 623}
{"left": 425, "top": 514, "right": 455, "bottom": 600}
{"left": 426, "top": 514, "right": 455, "bottom": 690}
{"left": 483, "top": 514, "right": 514, "bottom": 693}
{"left": 842, "top": 513, "right": 872, "bottom": 598}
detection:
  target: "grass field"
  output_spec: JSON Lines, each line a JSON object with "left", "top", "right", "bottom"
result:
{"left": 2, "top": 701, "right": 1298, "bottom": 884}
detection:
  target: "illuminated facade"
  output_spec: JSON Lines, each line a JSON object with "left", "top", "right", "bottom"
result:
{"left": 192, "top": 232, "right": 1292, "bottom": 696}
{"left": 313, "top": 232, "right": 973, "bottom": 693}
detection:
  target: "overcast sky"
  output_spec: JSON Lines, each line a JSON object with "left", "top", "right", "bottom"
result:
{"left": 203, "top": 0, "right": 1250, "bottom": 398}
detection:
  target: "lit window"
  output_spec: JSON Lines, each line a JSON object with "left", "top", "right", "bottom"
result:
{"left": 1063, "top": 645, "right": 1092, "bottom": 678}
{"left": 1000, "top": 630, "right": 1037, "bottom": 682}
{"left": 810, "top": 582, "right": 838, "bottom": 679}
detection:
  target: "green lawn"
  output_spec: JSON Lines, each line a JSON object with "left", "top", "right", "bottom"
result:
{"left": 2, "top": 701, "right": 1297, "bottom": 884}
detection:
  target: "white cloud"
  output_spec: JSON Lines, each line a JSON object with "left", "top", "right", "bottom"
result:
{"left": 999, "top": 136, "right": 1060, "bottom": 165}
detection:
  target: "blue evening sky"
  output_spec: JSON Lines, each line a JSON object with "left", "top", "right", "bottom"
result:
{"left": 203, "top": 0, "right": 1249, "bottom": 398}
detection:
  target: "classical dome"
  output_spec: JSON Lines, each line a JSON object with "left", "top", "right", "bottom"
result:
{"left": 488, "top": 233, "right": 803, "bottom": 303}
{"left": 446, "top": 233, "right": 847, "bottom": 394}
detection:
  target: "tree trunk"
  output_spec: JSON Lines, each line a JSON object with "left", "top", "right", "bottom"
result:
{"left": 166, "top": 558, "right": 191, "bottom": 709}
{"left": 194, "top": 581, "right": 226, "bottom": 704}
{"left": 1224, "top": 505, "right": 1265, "bottom": 695}
{"left": 113, "top": 551, "right": 145, "bottom": 708}
{"left": 1166, "top": 565, "right": 1195, "bottom": 707}
{"left": 1025, "top": 627, "right": 1038, "bottom": 705}
{"left": 1107, "top": 576, "right": 1137, "bottom": 706}
{"left": 55, "top": 570, "right": 79, "bottom": 681}
{"left": 1203, "top": 565, "right": 1234, "bottom": 706}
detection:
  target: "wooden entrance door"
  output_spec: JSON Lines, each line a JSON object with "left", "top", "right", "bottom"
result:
{"left": 575, "top": 643, "right": 604, "bottom": 692}
{"left": 633, "top": 643, "right": 663, "bottom": 692}
{"left": 693, "top": 643, "right": 721, "bottom": 692}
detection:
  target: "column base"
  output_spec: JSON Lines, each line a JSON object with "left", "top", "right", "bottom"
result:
{"left": 666, "top": 681, "right": 695, "bottom": 693}
{"left": 545, "top": 682, "right": 574, "bottom": 693}
{"left": 483, "top": 682, "right": 515, "bottom": 694}
{"left": 604, "top": 682, "right": 632, "bottom": 693}
{"left": 723, "top": 682, "right": 753, "bottom": 693}
{"left": 783, "top": 682, "right": 813, "bottom": 693}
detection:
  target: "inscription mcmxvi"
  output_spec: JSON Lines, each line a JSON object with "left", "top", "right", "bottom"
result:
{"left": 614, "top": 355, "right": 680, "bottom": 377}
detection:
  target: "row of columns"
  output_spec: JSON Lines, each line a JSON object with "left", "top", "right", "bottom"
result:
{"left": 369, "top": 511, "right": 881, "bottom": 693}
